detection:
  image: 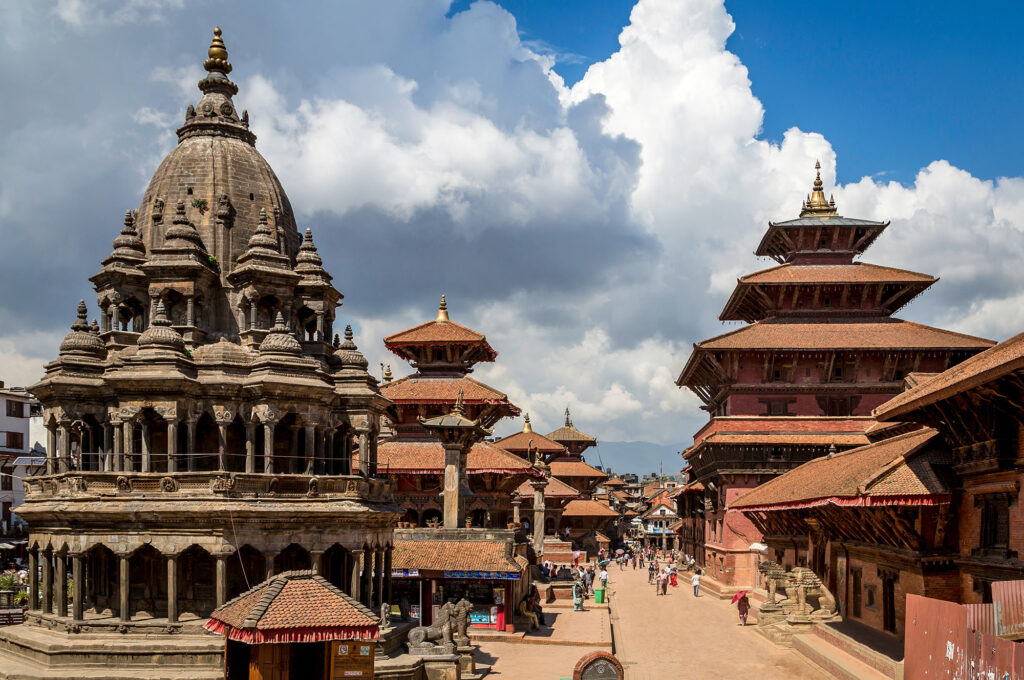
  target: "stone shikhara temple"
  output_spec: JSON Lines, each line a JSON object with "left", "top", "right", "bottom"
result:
{"left": 674, "top": 164, "right": 994, "bottom": 595}
{"left": 0, "top": 29, "right": 402, "bottom": 678}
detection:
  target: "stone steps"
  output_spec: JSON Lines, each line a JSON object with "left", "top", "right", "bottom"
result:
{"left": 793, "top": 633, "right": 892, "bottom": 680}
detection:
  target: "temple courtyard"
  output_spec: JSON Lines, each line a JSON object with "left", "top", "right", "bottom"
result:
{"left": 475, "top": 564, "right": 824, "bottom": 679}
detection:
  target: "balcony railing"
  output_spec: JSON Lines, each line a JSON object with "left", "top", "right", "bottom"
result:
{"left": 22, "top": 470, "right": 395, "bottom": 504}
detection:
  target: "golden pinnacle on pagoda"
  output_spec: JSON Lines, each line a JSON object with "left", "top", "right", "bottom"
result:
{"left": 204, "top": 26, "right": 232, "bottom": 73}
{"left": 523, "top": 413, "right": 533, "bottom": 433}
{"left": 799, "top": 160, "right": 839, "bottom": 217}
{"left": 436, "top": 293, "right": 450, "bottom": 322}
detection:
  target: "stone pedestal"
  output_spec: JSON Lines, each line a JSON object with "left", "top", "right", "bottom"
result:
{"left": 456, "top": 645, "right": 476, "bottom": 674}
{"left": 422, "top": 653, "right": 462, "bottom": 680}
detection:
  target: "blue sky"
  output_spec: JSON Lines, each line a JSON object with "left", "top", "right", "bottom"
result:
{"left": 459, "top": 0, "right": 1024, "bottom": 185}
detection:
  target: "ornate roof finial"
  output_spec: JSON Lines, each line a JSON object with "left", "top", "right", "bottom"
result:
{"left": 799, "top": 160, "right": 838, "bottom": 217}
{"left": 333, "top": 333, "right": 340, "bottom": 349}
{"left": 72, "top": 300, "right": 90, "bottom": 332}
{"left": 205, "top": 27, "right": 232, "bottom": 74}
{"left": 437, "top": 294, "right": 449, "bottom": 322}
{"left": 523, "top": 413, "right": 533, "bottom": 433}
{"left": 152, "top": 301, "right": 171, "bottom": 326}
{"left": 295, "top": 227, "right": 324, "bottom": 267}
{"left": 452, "top": 389, "right": 465, "bottom": 416}
{"left": 383, "top": 364, "right": 393, "bottom": 382}
{"left": 565, "top": 406, "right": 572, "bottom": 427}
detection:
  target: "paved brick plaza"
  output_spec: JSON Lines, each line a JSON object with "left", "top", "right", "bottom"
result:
{"left": 478, "top": 563, "right": 824, "bottom": 679}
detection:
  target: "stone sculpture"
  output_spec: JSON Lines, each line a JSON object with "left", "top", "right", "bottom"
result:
{"left": 408, "top": 601, "right": 454, "bottom": 653}
{"left": 453, "top": 598, "right": 473, "bottom": 647}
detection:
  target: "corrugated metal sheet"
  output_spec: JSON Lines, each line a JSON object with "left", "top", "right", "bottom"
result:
{"left": 965, "top": 603, "right": 997, "bottom": 637}
{"left": 992, "top": 579, "right": 1024, "bottom": 639}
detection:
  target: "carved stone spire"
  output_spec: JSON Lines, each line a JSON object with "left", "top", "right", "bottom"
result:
{"left": 138, "top": 301, "right": 185, "bottom": 352}
{"left": 58, "top": 301, "right": 106, "bottom": 358}
{"left": 236, "top": 208, "right": 291, "bottom": 270}
{"left": 163, "top": 200, "right": 208, "bottom": 251}
{"left": 179, "top": 26, "right": 254, "bottom": 145}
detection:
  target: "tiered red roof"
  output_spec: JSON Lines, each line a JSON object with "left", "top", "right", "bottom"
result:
{"left": 562, "top": 498, "right": 619, "bottom": 517}
{"left": 549, "top": 456, "right": 607, "bottom": 480}
{"left": 379, "top": 440, "right": 540, "bottom": 476}
{"left": 516, "top": 475, "right": 580, "bottom": 499}
{"left": 497, "top": 426, "right": 566, "bottom": 456}
{"left": 382, "top": 375, "right": 517, "bottom": 409}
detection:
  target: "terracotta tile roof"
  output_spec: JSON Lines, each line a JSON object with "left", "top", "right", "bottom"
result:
{"left": 206, "top": 571, "right": 377, "bottom": 643}
{"left": 603, "top": 477, "right": 626, "bottom": 487}
{"left": 496, "top": 430, "right": 566, "bottom": 454}
{"left": 392, "top": 540, "right": 521, "bottom": 573}
{"left": 549, "top": 457, "right": 608, "bottom": 480}
{"left": 562, "top": 499, "right": 619, "bottom": 517}
{"left": 379, "top": 440, "right": 538, "bottom": 476}
{"left": 667, "top": 520, "right": 684, "bottom": 532}
{"left": 731, "top": 428, "right": 949, "bottom": 511}
{"left": 545, "top": 425, "right": 597, "bottom": 445}
{"left": 384, "top": 317, "right": 493, "bottom": 349}
{"left": 691, "top": 416, "right": 873, "bottom": 446}
{"left": 694, "top": 318, "right": 994, "bottom": 352}
{"left": 698, "top": 431, "right": 870, "bottom": 446}
{"left": 736, "top": 262, "right": 936, "bottom": 285}
{"left": 875, "top": 332, "right": 1024, "bottom": 421}
{"left": 381, "top": 375, "right": 516, "bottom": 409}
{"left": 611, "top": 491, "right": 631, "bottom": 501}
{"left": 517, "top": 475, "right": 580, "bottom": 498}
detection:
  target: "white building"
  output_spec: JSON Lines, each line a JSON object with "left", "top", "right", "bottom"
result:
{"left": 0, "top": 382, "right": 43, "bottom": 535}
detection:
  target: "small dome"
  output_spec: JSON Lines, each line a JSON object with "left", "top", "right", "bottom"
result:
{"left": 59, "top": 301, "right": 106, "bottom": 358}
{"left": 163, "top": 201, "right": 207, "bottom": 250}
{"left": 137, "top": 301, "right": 185, "bottom": 352}
{"left": 295, "top": 228, "right": 323, "bottom": 268}
{"left": 111, "top": 211, "right": 146, "bottom": 256}
{"left": 260, "top": 313, "right": 302, "bottom": 355}
{"left": 192, "top": 337, "right": 253, "bottom": 363}
{"left": 335, "top": 325, "right": 369, "bottom": 370}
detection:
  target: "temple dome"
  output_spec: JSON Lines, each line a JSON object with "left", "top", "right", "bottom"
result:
{"left": 59, "top": 301, "right": 106, "bottom": 358}
{"left": 133, "top": 28, "right": 299, "bottom": 264}
{"left": 336, "top": 325, "right": 369, "bottom": 370}
{"left": 137, "top": 302, "right": 185, "bottom": 352}
{"left": 260, "top": 313, "right": 302, "bottom": 356}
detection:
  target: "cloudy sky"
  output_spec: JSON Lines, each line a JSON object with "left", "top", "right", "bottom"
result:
{"left": 1, "top": 1, "right": 1022, "bottom": 474}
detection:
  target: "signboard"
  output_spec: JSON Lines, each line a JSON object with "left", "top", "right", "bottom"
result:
{"left": 573, "top": 651, "right": 623, "bottom": 680}
{"left": 391, "top": 568, "right": 419, "bottom": 578}
{"left": 329, "top": 640, "right": 375, "bottom": 679}
{"left": 443, "top": 570, "right": 520, "bottom": 580}
{"left": 469, "top": 611, "right": 490, "bottom": 624}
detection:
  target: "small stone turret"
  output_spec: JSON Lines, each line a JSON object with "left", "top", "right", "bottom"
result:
{"left": 58, "top": 301, "right": 106, "bottom": 358}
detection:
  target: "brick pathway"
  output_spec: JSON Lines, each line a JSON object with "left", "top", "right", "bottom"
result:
{"left": 478, "top": 564, "right": 826, "bottom": 679}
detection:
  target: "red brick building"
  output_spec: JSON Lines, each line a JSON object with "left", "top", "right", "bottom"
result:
{"left": 675, "top": 164, "right": 993, "bottom": 595}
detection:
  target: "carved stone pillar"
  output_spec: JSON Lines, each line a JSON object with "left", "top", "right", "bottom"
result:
{"left": 111, "top": 420, "right": 123, "bottom": 472}
{"left": 315, "top": 311, "right": 325, "bottom": 341}
{"left": 363, "top": 551, "right": 373, "bottom": 608}
{"left": 357, "top": 430, "right": 370, "bottom": 476}
{"left": 375, "top": 547, "right": 385, "bottom": 610}
{"left": 289, "top": 426, "right": 300, "bottom": 474}
{"left": 443, "top": 443, "right": 465, "bottom": 529}
{"left": 511, "top": 493, "right": 522, "bottom": 525}
{"left": 531, "top": 478, "right": 548, "bottom": 555}
{"left": 304, "top": 425, "right": 315, "bottom": 476}
{"left": 41, "top": 549, "right": 52, "bottom": 615}
{"left": 311, "top": 550, "right": 325, "bottom": 576}
{"left": 349, "top": 550, "right": 363, "bottom": 605}
{"left": 244, "top": 423, "right": 255, "bottom": 473}
{"left": 123, "top": 420, "right": 134, "bottom": 472}
{"left": 217, "top": 423, "right": 227, "bottom": 471}
{"left": 167, "top": 418, "right": 178, "bottom": 473}
{"left": 57, "top": 422, "right": 71, "bottom": 474}
{"left": 54, "top": 552, "right": 67, "bottom": 617}
{"left": 186, "top": 297, "right": 195, "bottom": 327}
{"left": 186, "top": 419, "right": 196, "bottom": 471}
{"left": 249, "top": 299, "right": 257, "bottom": 330}
{"left": 263, "top": 552, "right": 276, "bottom": 580}
{"left": 140, "top": 422, "right": 151, "bottom": 472}
{"left": 263, "top": 421, "right": 276, "bottom": 474}
{"left": 384, "top": 546, "right": 393, "bottom": 607}
{"left": 45, "top": 424, "right": 56, "bottom": 475}
{"left": 166, "top": 554, "right": 179, "bottom": 624}
{"left": 119, "top": 554, "right": 130, "bottom": 622}
{"left": 71, "top": 552, "right": 83, "bottom": 621}
{"left": 215, "top": 554, "right": 227, "bottom": 607}
{"left": 102, "top": 422, "right": 113, "bottom": 472}
{"left": 28, "top": 549, "right": 38, "bottom": 611}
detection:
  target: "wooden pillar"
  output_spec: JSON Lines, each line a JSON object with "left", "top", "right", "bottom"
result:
{"left": 119, "top": 554, "right": 130, "bottom": 622}
{"left": 263, "top": 422, "right": 275, "bottom": 474}
{"left": 244, "top": 423, "right": 255, "bottom": 473}
{"left": 28, "top": 549, "right": 38, "bottom": 611}
{"left": 71, "top": 553, "right": 83, "bottom": 621}
{"left": 54, "top": 552, "right": 67, "bottom": 617}
{"left": 350, "top": 550, "right": 363, "bottom": 603}
{"left": 215, "top": 554, "right": 227, "bottom": 607}
{"left": 166, "top": 554, "right": 179, "bottom": 623}
{"left": 167, "top": 419, "right": 178, "bottom": 473}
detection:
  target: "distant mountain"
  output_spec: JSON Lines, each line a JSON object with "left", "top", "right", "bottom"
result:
{"left": 584, "top": 440, "right": 687, "bottom": 477}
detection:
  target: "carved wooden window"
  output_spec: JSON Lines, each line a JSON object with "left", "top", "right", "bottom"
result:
{"left": 979, "top": 497, "right": 1010, "bottom": 553}
{"left": 851, "top": 568, "right": 862, "bottom": 617}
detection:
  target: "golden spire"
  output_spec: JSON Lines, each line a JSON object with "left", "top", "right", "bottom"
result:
{"left": 799, "top": 160, "right": 838, "bottom": 217}
{"left": 204, "top": 26, "right": 232, "bottom": 74}
{"left": 565, "top": 407, "right": 572, "bottom": 427}
{"left": 383, "top": 364, "right": 393, "bottom": 382}
{"left": 523, "top": 413, "right": 533, "bottom": 433}
{"left": 452, "top": 389, "right": 465, "bottom": 416}
{"left": 436, "top": 294, "right": 449, "bottom": 322}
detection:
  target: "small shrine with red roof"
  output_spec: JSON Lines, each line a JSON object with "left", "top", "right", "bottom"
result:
{"left": 675, "top": 163, "right": 995, "bottom": 595}
{"left": 378, "top": 297, "right": 540, "bottom": 529}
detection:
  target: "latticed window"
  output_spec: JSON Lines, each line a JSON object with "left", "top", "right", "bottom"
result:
{"left": 980, "top": 499, "right": 1009, "bottom": 550}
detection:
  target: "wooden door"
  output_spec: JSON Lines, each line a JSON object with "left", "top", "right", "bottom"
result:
{"left": 249, "top": 644, "right": 289, "bottom": 680}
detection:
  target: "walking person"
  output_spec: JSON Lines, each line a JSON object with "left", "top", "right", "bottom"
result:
{"left": 656, "top": 570, "right": 666, "bottom": 596}
{"left": 692, "top": 570, "right": 701, "bottom": 597}
{"left": 734, "top": 591, "right": 751, "bottom": 625}
{"left": 599, "top": 565, "right": 609, "bottom": 593}
{"left": 648, "top": 560, "right": 656, "bottom": 584}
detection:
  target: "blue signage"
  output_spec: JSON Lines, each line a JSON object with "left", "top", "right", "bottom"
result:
{"left": 443, "top": 570, "right": 521, "bottom": 580}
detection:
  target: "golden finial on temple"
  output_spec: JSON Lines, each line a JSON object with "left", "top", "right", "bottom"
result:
{"left": 799, "top": 160, "right": 838, "bottom": 217}
{"left": 523, "top": 413, "right": 533, "bottom": 433}
{"left": 436, "top": 294, "right": 449, "bottom": 322}
{"left": 204, "top": 26, "right": 232, "bottom": 74}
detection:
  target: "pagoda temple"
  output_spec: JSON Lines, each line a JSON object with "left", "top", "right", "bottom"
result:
{"left": 1, "top": 29, "right": 401, "bottom": 679}
{"left": 674, "top": 163, "right": 995, "bottom": 595}
{"left": 378, "top": 296, "right": 540, "bottom": 529}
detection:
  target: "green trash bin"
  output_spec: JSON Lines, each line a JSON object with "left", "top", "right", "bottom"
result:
{"left": 595, "top": 588, "right": 605, "bottom": 604}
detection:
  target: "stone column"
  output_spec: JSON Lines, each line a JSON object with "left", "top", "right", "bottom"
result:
{"left": 140, "top": 422, "right": 151, "bottom": 473}
{"left": 511, "top": 493, "right": 522, "bottom": 525}
{"left": 123, "top": 421, "right": 134, "bottom": 472}
{"left": 384, "top": 546, "right": 393, "bottom": 608}
{"left": 217, "top": 423, "right": 227, "bottom": 471}
{"left": 263, "top": 421, "right": 275, "bottom": 474}
{"left": 375, "top": 547, "right": 385, "bottom": 610}
{"left": 71, "top": 553, "right": 83, "bottom": 621}
{"left": 304, "top": 426, "right": 315, "bottom": 475}
{"left": 531, "top": 479, "right": 548, "bottom": 555}
{"left": 41, "top": 549, "right": 53, "bottom": 615}
{"left": 102, "top": 422, "right": 113, "bottom": 472}
{"left": 186, "top": 420, "right": 196, "bottom": 471}
{"left": 28, "top": 549, "right": 38, "bottom": 611}
{"left": 166, "top": 554, "right": 179, "bottom": 623}
{"left": 315, "top": 311, "right": 325, "bottom": 341}
{"left": 263, "top": 552, "right": 275, "bottom": 580}
{"left": 244, "top": 423, "right": 255, "bottom": 473}
{"left": 363, "top": 551, "right": 374, "bottom": 608}
{"left": 357, "top": 430, "right": 370, "bottom": 476}
{"left": 186, "top": 297, "right": 195, "bottom": 327}
{"left": 311, "top": 550, "right": 325, "bottom": 576}
{"left": 249, "top": 300, "right": 257, "bottom": 330}
{"left": 45, "top": 424, "right": 56, "bottom": 475}
{"left": 215, "top": 554, "right": 227, "bottom": 607}
{"left": 289, "top": 426, "right": 300, "bottom": 474}
{"left": 166, "top": 419, "right": 178, "bottom": 473}
{"left": 55, "top": 552, "right": 67, "bottom": 617}
{"left": 112, "top": 421, "right": 123, "bottom": 472}
{"left": 443, "top": 443, "right": 464, "bottom": 529}
{"left": 58, "top": 422, "right": 71, "bottom": 474}
{"left": 119, "top": 554, "right": 130, "bottom": 622}
{"left": 349, "top": 550, "right": 363, "bottom": 600}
